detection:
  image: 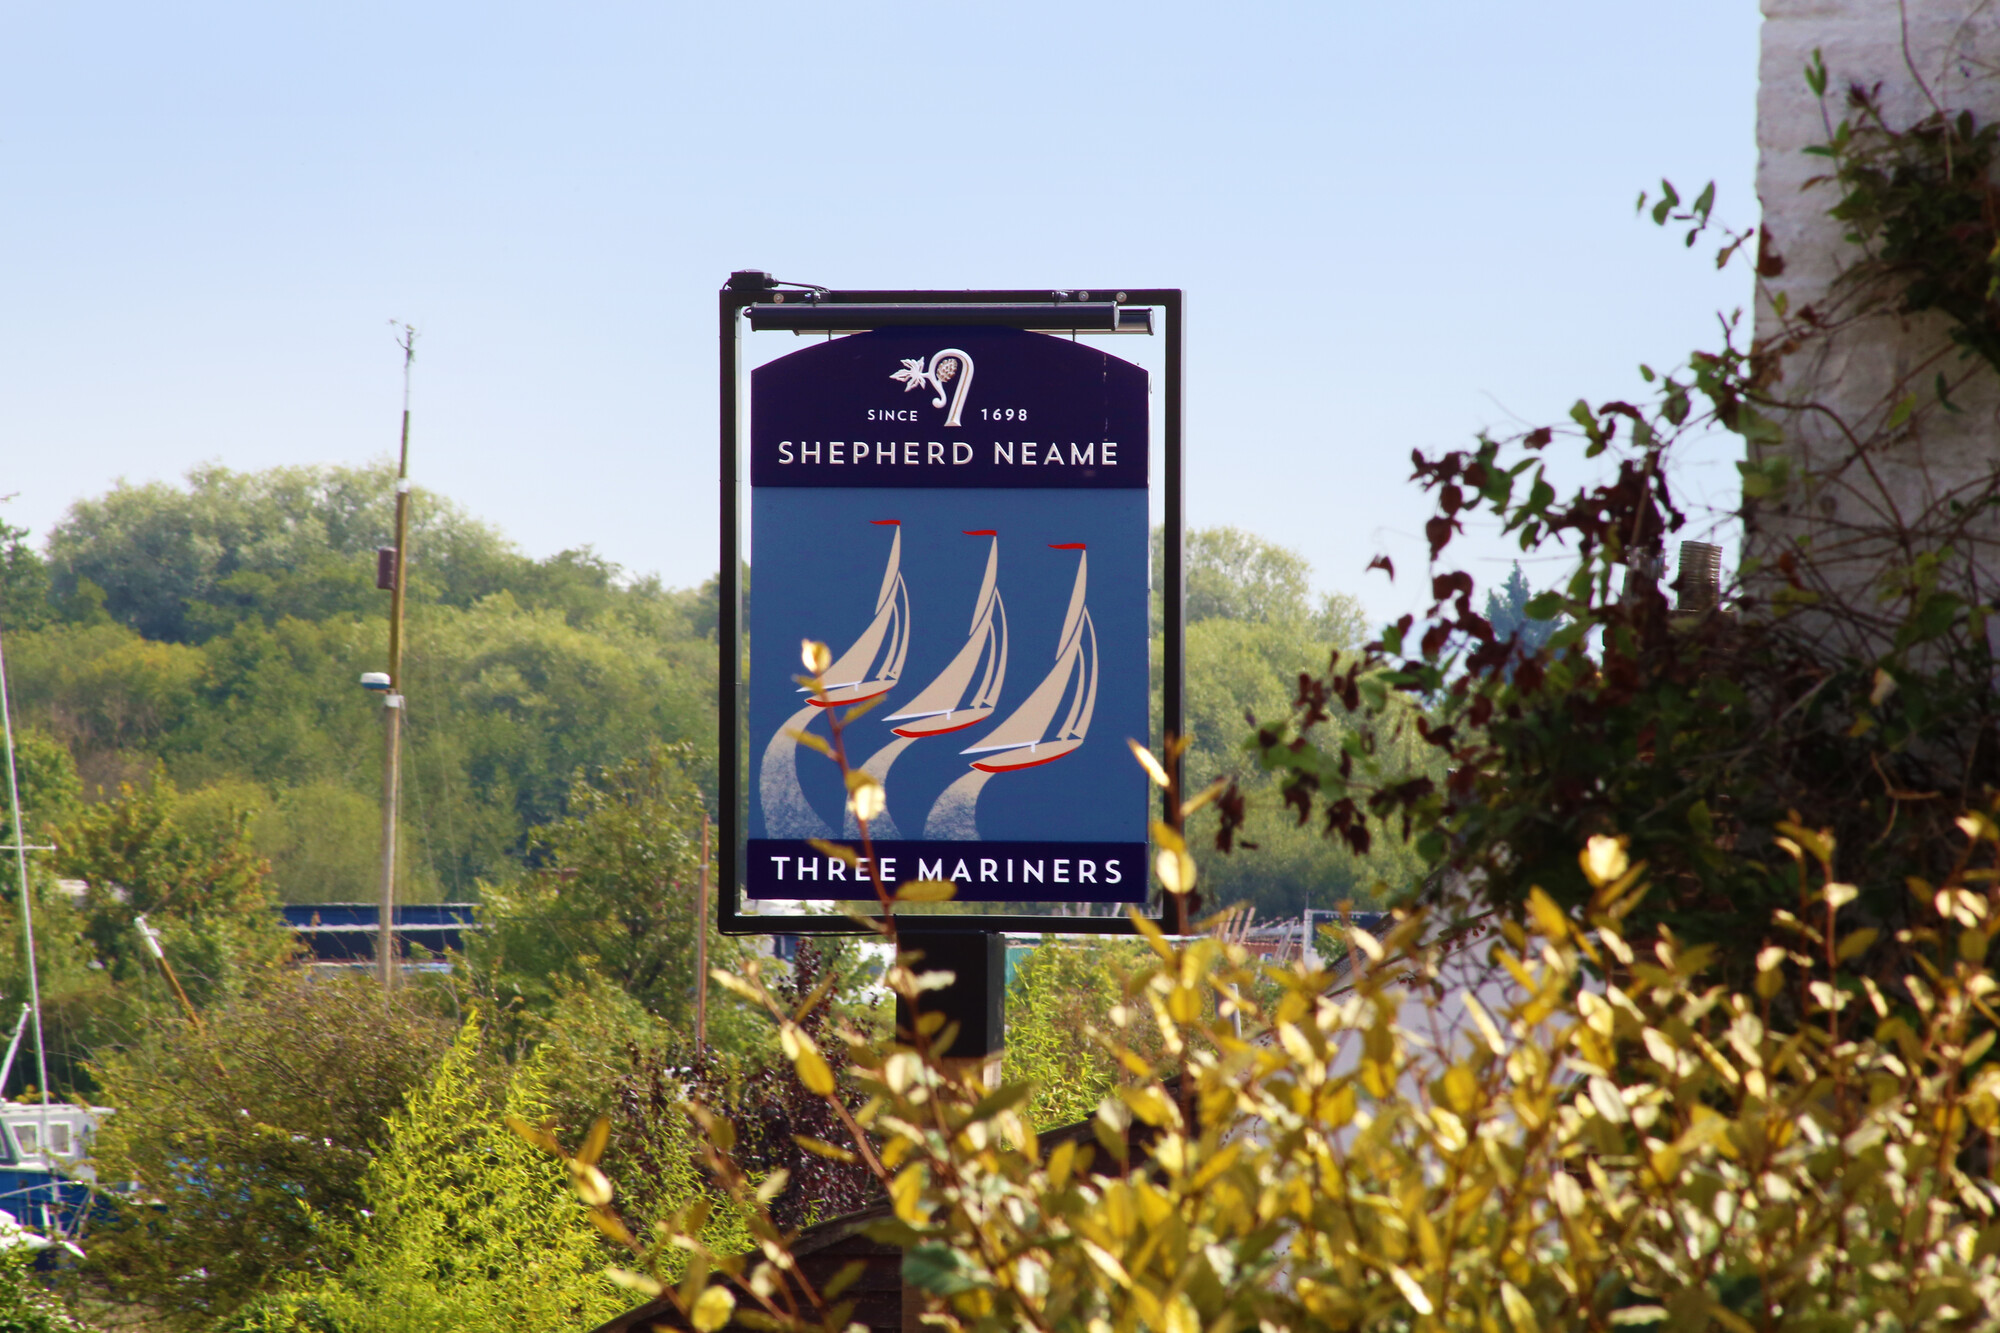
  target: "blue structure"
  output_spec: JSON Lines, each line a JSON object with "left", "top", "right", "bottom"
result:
{"left": 0, "top": 1102, "right": 113, "bottom": 1252}
{"left": 279, "top": 902, "right": 481, "bottom": 964}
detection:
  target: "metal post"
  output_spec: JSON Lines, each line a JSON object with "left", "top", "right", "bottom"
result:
{"left": 376, "top": 698, "right": 403, "bottom": 988}
{"left": 696, "top": 811, "right": 711, "bottom": 1057}
{"left": 1161, "top": 293, "right": 1192, "bottom": 935}
{"left": 717, "top": 287, "right": 743, "bottom": 943}
{"left": 378, "top": 329, "right": 415, "bottom": 989}
{"left": 895, "top": 932, "right": 1005, "bottom": 1087}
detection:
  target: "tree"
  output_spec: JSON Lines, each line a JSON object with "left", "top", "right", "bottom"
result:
{"left": 1, "top": 624, "right": 206, "bottom": 797}
{"left": 1483, "top": 561, "right": 1560, "bottom": 654}
{"left": 0, "top": 727, "right": 80, "bottom": 841}
{"left": 0, "top": 1247, "right": 95, "bottom": 1332}
{"left": 1154, "top": 527, "right": 1421, "bottom": 918}
{"left": 469, "top": 743, "right": 752, "bottom": 1045}
{"left": 0, "top": 518, "right": 52, "bottom": 632}
{"left": 3, "top": 554, "right": 719, "bottom": 901}
{"left": 79, "top": 973, "right": 455, "bottom": 1329}
{"left": 1002, "top": 937, "right": 1168, "bottom": 1129}
{"left": 248, "top": 1019, "right": 623, "bottom": 1333}
{"left": 51, "top": 775, "right": 289, "bottom": 997}
{"left": 43, "top": 463, "right": 519, "bottom": 643}
{"left": 1152, "top": 524, "right": 1367, "bottom": 642}
{"left": 1242, "top": 152, "right": 2000, "bottom": 991}
{"left": 618, "top": 939, "right": 876, "bottom": 1235}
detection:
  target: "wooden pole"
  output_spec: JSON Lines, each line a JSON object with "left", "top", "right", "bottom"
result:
{"left": 695, "top": 811, "right": 710, "bottom": 1057}
{"left": 378, "top": 327, "right": 416, "bottom": 990}
{"left": 137, "top": 915, "right": 228, "bottom": 1081}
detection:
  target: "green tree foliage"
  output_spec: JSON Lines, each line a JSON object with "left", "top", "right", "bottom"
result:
{"left": 1002, "top": 938, "right": 1166, "bottom": 1129}
{"left": 3, "top": 624, "right": 207, "bottom": 798}
{"left": 6, "top": 465, "right": 718, "bottom": 898}
{"left": 51, "top": 776, "right": 289, "bottom": 997}
{"left": 0, "top": 727, "right": 81, "bottom": 840}
{"left": 80, "top": 973, "right": 454, "bottom": 1329}
{"left": 252, "top": 1019, "right": 623, "bottom": 1333}
{"left": 0, "top": 518, "right": 53, "bottom": 632}
{"left": 44, "top": 463, "right": 519, "bottom": 643}
{"left": 1153, "top": 526, "right": 1426, "bottom": 918}
{"left": 1153, "top": 524, "right": 1365, "bottom": 642}
{"left": 0, "top": 1248, "right": 94, "bottom": 1332}
{"left": 470, "top": 743, "right": 747, "bottom": 1034}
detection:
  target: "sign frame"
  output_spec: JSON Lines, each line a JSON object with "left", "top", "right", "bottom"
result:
{"left": 716, "top": 277, "right": 1186, "bottom": 937}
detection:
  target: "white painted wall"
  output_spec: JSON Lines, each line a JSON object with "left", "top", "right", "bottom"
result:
{"left": 1754, "top": 0, "right": 2000, "bottom": 623}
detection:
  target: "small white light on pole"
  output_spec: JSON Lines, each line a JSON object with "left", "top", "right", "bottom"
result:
{"left": 134, "top": 914, "right": 166, "bottom": 961}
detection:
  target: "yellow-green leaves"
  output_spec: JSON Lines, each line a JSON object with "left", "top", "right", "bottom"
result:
{"left": 609, "top": 819, "right": 2000, "bottom": 1333}
{"left": 1129, "top": 737, "right": 1171, "bottom": 788}
{"left": 845, "top": 770, "right": 886, "bottom": 824}
{"left": 1581, "top": 833, "right": 1629, "bottom": 886}
{"left": 779, "top": 1023, "right": 835, "bottom": 1096}
{"left": 1152, "top": 821, "right": 1196, "bottom": 895}
{"left": 690, "top": 1283, "right": 735, "bottom": 1331}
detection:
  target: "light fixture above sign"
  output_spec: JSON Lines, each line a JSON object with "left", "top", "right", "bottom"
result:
{"left": 747, "top": 301, "right": 1153, "bottom": 335}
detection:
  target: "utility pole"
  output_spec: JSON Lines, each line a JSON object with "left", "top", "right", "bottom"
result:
{"left": 377, "top": 325, "right": 417, "bottom": 990}
{"left": 695, "top": 811, "right": 710, "bottom": 1057}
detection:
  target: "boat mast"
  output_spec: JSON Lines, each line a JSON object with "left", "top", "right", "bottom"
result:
{"left": 0, "top": 615, "right": 53, "bottom": 1141}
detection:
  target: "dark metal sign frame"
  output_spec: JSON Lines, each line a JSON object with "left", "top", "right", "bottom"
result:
{"left": 717, "top": 276, "right": 1185, "bottom": 937}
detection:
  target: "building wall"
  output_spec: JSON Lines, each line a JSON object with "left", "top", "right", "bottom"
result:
{"left": 1754, "top": 0, "right": 2000, "bottom": 629}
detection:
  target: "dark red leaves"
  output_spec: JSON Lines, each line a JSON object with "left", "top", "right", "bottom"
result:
{"left": 1426, "top": 515, "right": 1459, "bottom": 559}
{"left": 1431, "top": 571, "right": 1474, "bottom": 604}
{"left": 1323, "top": 798, "right": 1371, "bottom": 855}
{"left": 1213, "top": 780, "right": 1246, "bottom": 853}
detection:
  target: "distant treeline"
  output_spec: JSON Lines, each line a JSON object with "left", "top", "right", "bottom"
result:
{"left": 1, "top": 463, "right": 1423, "bottom": 916}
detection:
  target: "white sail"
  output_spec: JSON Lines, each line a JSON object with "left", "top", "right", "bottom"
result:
{"left": 808, "top": 522, "right": 909, "bottom": 706}
{"left": 960, "top": 546, "right": 1096, "bottom": 770}
{"left": 885, "top": 532, "right": 1007, "bottom": 736}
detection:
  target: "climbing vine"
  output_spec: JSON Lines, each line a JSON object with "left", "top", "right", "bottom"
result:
{"left": 1222, "top": 58, "right": 2000, "bottom": 993}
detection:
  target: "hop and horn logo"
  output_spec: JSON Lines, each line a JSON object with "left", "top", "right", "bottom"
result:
{"left": 890, "top": 349, "right": 975, "bottom": 428}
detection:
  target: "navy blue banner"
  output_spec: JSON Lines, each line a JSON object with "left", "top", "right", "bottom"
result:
{"left": 751, "top": 326, "right": 1147, "bottom": 489}
{"left": 746, "top": 839, "right": 1148, "bottom": 903}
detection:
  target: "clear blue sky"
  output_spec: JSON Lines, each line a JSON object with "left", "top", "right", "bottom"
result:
{"left": 2, "top": 2, "right": 1762, "bottom": 626}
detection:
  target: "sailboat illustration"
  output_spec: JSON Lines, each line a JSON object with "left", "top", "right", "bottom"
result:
{"left": 846, "top": 531, "right": 1008, "bottom": 840}
{"left": 961, "top": 543, "right": 1096, "bottom": 772}
{"left": 763, "top": 519, "right": 909, "bottom": 840}
{"left": 803, "top": 520, "right": 910, "bottom": 708}
{"left": 884, "top": 531, "right": 1008, "bottom": 738}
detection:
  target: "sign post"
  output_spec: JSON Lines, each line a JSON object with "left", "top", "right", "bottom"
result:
{"left": 718, "top": 275, "right": 1186, "bottom": 942}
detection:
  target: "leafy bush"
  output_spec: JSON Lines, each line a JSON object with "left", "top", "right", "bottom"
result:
{"left": 1003, "top": 937, "right": 1165, "bottom": 1130}
{"left": 1232, "top": 162, "right": 1998, "bottom": 995}
{"left": 547, "top": 807, "right": 2000, "bottom": 1332}
{"left": 80, "top": 973, "right": 454, "bottom": 1328}
{"left": 0, "top": 1247, "right": 93, "bottom": 1333}
{"left": 252, "top": 1018, "right": 623, "bottom": 1333}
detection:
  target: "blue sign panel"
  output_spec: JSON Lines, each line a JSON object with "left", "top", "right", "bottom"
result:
{"left": 747, "top": 327, "right": 1148, "bottom": 903}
